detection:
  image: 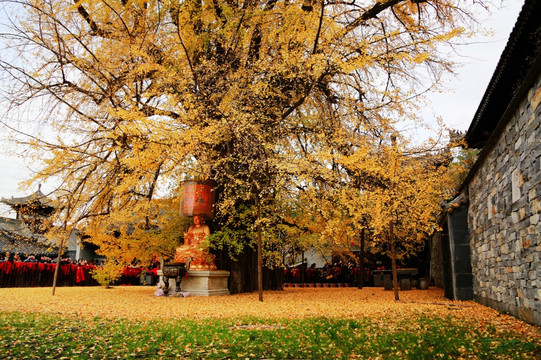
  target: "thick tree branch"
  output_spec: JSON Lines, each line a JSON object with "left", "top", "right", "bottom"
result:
{"left": 345, "top": 0, "right": 404, "bottom": 33}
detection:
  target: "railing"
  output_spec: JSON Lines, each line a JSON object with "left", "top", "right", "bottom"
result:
{"left": 283, "top": 267, "right": 420, "bottom": 287}
{"left": 283, "top": 266, "right": 370, "bottom": 287}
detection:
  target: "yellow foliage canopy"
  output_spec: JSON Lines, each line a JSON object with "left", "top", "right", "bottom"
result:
{"left": 0, "top": 0, "right": 485, "bottom": 263}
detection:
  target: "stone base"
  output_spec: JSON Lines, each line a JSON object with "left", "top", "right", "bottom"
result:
{"left": 180, "top": 270, "right": 230, "bottom": 296}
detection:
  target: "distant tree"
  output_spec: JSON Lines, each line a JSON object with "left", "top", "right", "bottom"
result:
{"left": 366, "top": 136, "right": 450, "bottom": 300}
{"left": 287, "top": 129, "right": 454, "bottom": 297}
{"left": 90, "top": 259, "right": 125, "bottom": 288}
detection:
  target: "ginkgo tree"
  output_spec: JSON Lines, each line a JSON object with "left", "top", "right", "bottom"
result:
{"left": 362, "top": 136, "right": 450, "bottom": 300}
{"left": 0, "top": 0, "right": 491, "bottom": 292}
{"left": 284, "top": 123, "right": 456, "bottom": 295}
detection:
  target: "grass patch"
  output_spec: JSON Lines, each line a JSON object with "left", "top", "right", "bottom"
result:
{"left": 0, "top": 311, "right": 538, "bottom": 359}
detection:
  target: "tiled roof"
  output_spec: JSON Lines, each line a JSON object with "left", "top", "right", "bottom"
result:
{"left": 1, "top": 189, "right": 56, "bottom": 209}
{"left": 0, "top": 217, "right": 49, "bottom": 241}
{"left": 465, "top": 0, "right": 541, "bottom": 148}
{"left": 0, "top": 217, "right": 56, "bottom": 255}
{"left": 0, "top": 230, "right": 57, "bottom": 255}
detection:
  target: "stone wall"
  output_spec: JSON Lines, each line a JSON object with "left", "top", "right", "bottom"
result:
{"left": 468, "top": 73, "right": 541, "bottom": 325}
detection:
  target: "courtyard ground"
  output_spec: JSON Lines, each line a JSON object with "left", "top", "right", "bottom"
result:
{"left": 0, "top": 286, "right": 539, "bottom": 359}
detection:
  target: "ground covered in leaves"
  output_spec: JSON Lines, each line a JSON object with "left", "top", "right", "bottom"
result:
{"left": 0, "top": 286, "right": 539, "bottom": 359}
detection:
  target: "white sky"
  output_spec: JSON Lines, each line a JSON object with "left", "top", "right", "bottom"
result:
{"left": 0, "top": 1, "right": 525, "bottom": 217}
{"left": 426, "top": 1, "right": 525, "bottom": 132}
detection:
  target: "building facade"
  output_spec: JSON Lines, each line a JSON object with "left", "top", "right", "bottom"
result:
{"left": 433, "top": 0, "right": 540, "bottom": 325}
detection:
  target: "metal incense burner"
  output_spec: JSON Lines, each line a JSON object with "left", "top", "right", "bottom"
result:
{"left": 160, "top": 257, "right": 191, "bottom": 296}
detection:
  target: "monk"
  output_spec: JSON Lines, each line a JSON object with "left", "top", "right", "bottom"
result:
{"left": 174, "top": 215, "right": 217, "bottom": 270}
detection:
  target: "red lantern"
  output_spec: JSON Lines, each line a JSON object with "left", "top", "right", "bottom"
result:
{"left": 180, "top": 181, "right": 214, "bottom": 218}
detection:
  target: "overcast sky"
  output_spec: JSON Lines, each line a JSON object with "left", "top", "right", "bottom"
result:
{"left": 0, "top": 1, "right": 525, "bottom": 217}
{"left": 426, "top": 1, "right": 525, "bottom": 132}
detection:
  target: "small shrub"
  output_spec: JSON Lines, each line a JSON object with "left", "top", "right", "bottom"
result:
{"left": 90, "top": 261, "right": 124, "bottom": 288}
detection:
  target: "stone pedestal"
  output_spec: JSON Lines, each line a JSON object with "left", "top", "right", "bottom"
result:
{"left": 181, "top": 270, "right": 230, "bottom": 296}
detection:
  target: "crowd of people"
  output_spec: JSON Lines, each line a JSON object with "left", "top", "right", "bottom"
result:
{"left": 0, "top": 251, "right": 98, "bottom": 266}
{"left": 0, "top": 251, "right": 158, "bottom": 288}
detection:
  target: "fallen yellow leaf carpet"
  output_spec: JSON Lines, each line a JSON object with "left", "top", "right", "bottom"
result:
{"left": 0, "top": 286, "right": 539, "bottom": 341}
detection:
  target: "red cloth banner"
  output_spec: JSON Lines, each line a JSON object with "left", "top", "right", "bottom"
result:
{"left": 0, "top": 262, "right": 154, "bottom": 287}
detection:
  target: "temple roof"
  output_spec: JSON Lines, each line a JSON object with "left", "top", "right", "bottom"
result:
{"left": 0, "top": 232, "right": 56, "bottom": 255}
{"left": 0, "top": 217, "right": 40, "bottom": 239}
{"left": 0, "top": 217, "right": 55, "bottom": 255}
{"left": 1, "top": 189, "right": 56, "bottom": 209}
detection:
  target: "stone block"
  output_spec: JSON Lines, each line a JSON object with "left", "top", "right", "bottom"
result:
{"left": 530, "top": 86, "right": 541, "bottom": 110}
{"left": 512, "top": 168, "right": 521, "bottom": 203}
{"left": 515, "top": 137, "right": 523, "bottom": 151}
{"left": 181, "top": 270, "right": 230, "bottom": 296}
{"left": 400, "top": 278, "right": 411, "bottom": 290}
{"left": 454, "top": 249, "right": 473, "bottom": 272}
{"left": 455, "top": 273, "right": 473, "bottom": 289}
{"left": 525, "top": 288, "right": 537, "bottom": 300}
{"left": 512, "top": 212, "right": 519, "bottom": 224}
{"left": 533, "top": 199, "right": 541, "bottom": 213}
{"left": 455, "top": 287, "right": 474, "bottom": 301}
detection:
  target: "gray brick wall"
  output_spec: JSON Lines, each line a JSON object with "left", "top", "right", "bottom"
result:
{"left": 468, "top": 73, "right": 541, "bottom": 325}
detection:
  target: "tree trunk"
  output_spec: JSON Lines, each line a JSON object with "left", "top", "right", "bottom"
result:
{"left": 256, "top": 197, "right": 263, "bottom": 302}
{"left": 226, "top": 247, "right": 257, "bottom": 294}
{"left": 51, "top": 237, "right": 66, "bottom": 296}
{"left": 263, "top": 265, "right": 284, "bottom": 290}
{"left": 301, "top": 250, "right": 305, "bottom": 286}
{"left": 218, "top": 245, "right": 283, "bottom": 294}
{"left": 358, "top": 228, "right": 365, "bottom": 289}
{"left": 390, "top": 222, "right": 399, "bottom": 301}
